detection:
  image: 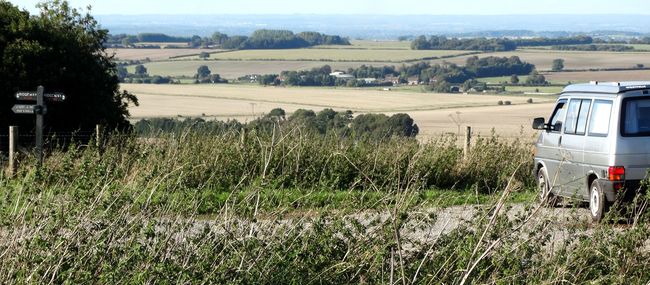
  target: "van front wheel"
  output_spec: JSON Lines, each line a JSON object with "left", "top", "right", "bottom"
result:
{"left": 537, "top": 167, "right": 557, "bottom": 207}
{"left": 589, "top": 180, "right": 608, "bottom": 222}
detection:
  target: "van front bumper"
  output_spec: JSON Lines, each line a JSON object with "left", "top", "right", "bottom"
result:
{"left": 598, "top": 180, "right": 645, "bottom": 202}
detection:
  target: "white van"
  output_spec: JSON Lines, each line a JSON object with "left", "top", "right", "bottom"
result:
{"left": 532, "top": 81, "right": 650, "bottom": 222}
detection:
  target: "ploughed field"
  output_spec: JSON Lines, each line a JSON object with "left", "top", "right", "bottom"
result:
{"left": 123, "top": 83, "right": 555, "bottom": 138}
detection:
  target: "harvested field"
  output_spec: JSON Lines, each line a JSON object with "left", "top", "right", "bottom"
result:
{"left": 434, "top": 50, "right": 650, "bottom": 71}
{"left": 130, "top": 60, "right": 397, "bottom": 78}
{"left": 123, "top": 84, "right": 555, "bottom": 138}
{"left": 314, "top": 40, "right": 411, "bottom": 50}
{"left": 543, "top": 69, "right": 650, "bottom": 83}
{"left": 111, "top": 48, "right": 219, "bottom": 61}
{"left": 175, "top": 48, "right": 471, "bottom": 62}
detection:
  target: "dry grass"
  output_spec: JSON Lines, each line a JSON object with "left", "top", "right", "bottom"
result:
{"left": 434, "top": 49, "right": 650, "bottom": 71}
{"left": 110, "top": 48, "right": 220, "bottom": 61}
{"left": 123, "top": 84, "right": 555, "bottom": 138}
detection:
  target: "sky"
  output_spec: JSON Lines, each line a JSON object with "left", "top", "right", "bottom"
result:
{"left": 12, "top": 0, "right": 650, "bottom": 15}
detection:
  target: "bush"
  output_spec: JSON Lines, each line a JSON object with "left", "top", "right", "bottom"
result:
{"left": 527, "top": 98, "right": 534, "bottom": 104}
{"left": 498, "top": 100, "right": 504, "bottom": 105}
{"left": 504, "top": 101, "right": 512, "bottom": 105}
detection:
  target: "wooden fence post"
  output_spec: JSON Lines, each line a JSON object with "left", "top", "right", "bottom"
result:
{"left": 9, "top": 126, "right": 18, "bottom": 175}
{"left": 464, "top": 126, "right": 472, "bottom": 160}
{"left": 95, "top": 124, "right": 102, "bottom": 148}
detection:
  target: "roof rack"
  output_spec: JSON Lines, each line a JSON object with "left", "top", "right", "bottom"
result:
{"left": 563, "top": 81, "right": 650, "bottom": 94}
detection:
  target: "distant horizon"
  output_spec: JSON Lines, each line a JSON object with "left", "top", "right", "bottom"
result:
{"left": 93, "top": 13, "right": 650, "bottom": 16}
{"left": 14, "top": 0, "right": 650, "bottom": 16}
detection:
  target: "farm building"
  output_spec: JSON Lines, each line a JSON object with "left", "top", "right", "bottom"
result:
{"left": 362, "top": 78, "right": 378, "bottom": 84}
{"left": 384, "top": 75, "right": 400, "bottom": 86}
{"left": 330, "top": 71, "right": 355, "bottom": 80}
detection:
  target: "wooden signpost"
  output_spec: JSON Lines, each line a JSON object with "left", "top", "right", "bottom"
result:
{"left": 12, "top": 86, "right": 66, "bottom": 167}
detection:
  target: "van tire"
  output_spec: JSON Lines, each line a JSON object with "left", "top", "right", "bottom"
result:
{"left": 537, "top": 167, "right": 558, "bottom": 207}
{"left": 589, "top": 180, "right": 608, "bottom": 222}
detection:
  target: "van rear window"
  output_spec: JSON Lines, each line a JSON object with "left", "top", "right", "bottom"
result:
{"left": 622, "top": 98, "right": 650, "bottom": 136}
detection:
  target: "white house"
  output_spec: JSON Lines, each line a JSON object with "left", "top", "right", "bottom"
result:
{"left": 330, "top": 71, "right": 355, "bottom": 80}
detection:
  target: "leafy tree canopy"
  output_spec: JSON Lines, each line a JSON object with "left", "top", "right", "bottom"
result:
{"left": 0, "top": 0, "right": 137, "bottom": 135}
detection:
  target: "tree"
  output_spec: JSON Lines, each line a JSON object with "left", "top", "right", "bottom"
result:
{"left": 268, "top": 108, "right": 286, "bottom": 120}
{"left": 121, "top": 37, "right": 133, "bottom": 47}
{"left": 211, "top": 32, "right": 229, "bottom": 45}
{"left": 510, "top": 74, "right": 519, "bottom": 84}
{"left": 196, "top": 65, "right": 211, "bottom": 79}
{"left": 135, "top": 64, "right": 148, "bottom": 76}
{"left": 552, "top": 58, "right": 565, "bottom": 71}
{"left": 526, "top": 71, "right": 548, "bottom": 85}
{"left": 199, "top": 52, "right": 210, "bottom": 59}
{"left": 117, "top": 66, "right": 129, "bottom": 82}
{"left": 0, "top": 0, "right": 137, "bottom": 137}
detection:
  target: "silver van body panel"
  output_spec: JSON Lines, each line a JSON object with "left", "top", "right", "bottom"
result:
{"left": 534, "top": 82, "right": 650, "bottom": 201}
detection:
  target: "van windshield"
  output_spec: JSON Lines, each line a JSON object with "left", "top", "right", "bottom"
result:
{"left": 622, "top": 97, "right": 650, "bottom": 136}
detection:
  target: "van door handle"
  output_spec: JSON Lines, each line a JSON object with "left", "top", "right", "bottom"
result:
{"left": 558, "top": 136, "right": 562, "bottom": 147}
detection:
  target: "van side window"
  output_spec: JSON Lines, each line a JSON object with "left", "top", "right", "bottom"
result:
{"left": 564, "top": 99, "right": 583, "bottom": 134}
{"left": 621, "top": 98, "right": 650, "bottom": 136}
{"left": 588, "top": 100, "right": 613, "bottom": 136}
{"left": 549, "top": 100, "right": 567, "bottom": 132}
{"left": 575, "top": 100, "right": 591, "bottom": 135}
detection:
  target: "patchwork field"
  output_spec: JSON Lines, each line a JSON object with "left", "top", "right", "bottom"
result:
{"left": 434, "top": 49, "right": 650, "bottom": 71}
{"left": 174, "top": 48, "right": 472, "bottom": 62}
{"left": 129, "top": 60, "right": 397, "bottom": 78}
{"left": 123, "top": 83, "right": 555, "bottom": 138}
{"left": 111, "top": 48, "right": 218, "bottom": 61}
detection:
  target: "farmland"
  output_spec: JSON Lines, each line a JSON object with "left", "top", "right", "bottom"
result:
{"left": 119, "top": 39, "right": 650, "bottom": 89}
{"left": 118, "top": 39, "right": 650, "bottom": 140}
{"left": 124, "top": 83, "right": 555, "bottom": 138}
{"left": 129, "top": 60, "right": 397, "bottom": 78}
{"left": 110, "top": 48, "right": 219, "bottom": 61}
{"left": 543, "top": 69, "right": 650, "bottom": 83}
{"left": 435, "top": 49, "right": 650, "bottom": 71}
{"left": 315, "top": 39, "right": 412, "bottom": 49}
{"left": 174, "top": 47, "right": 472, "bottom": 61}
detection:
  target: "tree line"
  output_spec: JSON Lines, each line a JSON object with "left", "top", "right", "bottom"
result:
{"left": 411, "top": 35, "right": 594, "bottom": 51}
{"left": 213, "top": 30, "right": 350, "bottom": 49}
{"left": 254, "top": 56, "right": 536, "bottom": 89}
{"left": 551, "top": 44, "right": 635, "bottom": 52}
{"left": 134, "top": 108, "right": 419, "bottom": 140}
{"left": 107, "top": 30, "right": 350, "bottom": 50}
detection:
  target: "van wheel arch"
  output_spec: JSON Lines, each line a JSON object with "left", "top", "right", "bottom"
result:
{"left": 587, "top": 173, "right": 599, "bottom": 199}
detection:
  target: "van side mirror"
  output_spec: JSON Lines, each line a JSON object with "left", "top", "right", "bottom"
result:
{"left": 552, "top": 122, "right": 562, "bottom": 132}
{"left": 532, "top": 117, "right": 546, "bottom": 130}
